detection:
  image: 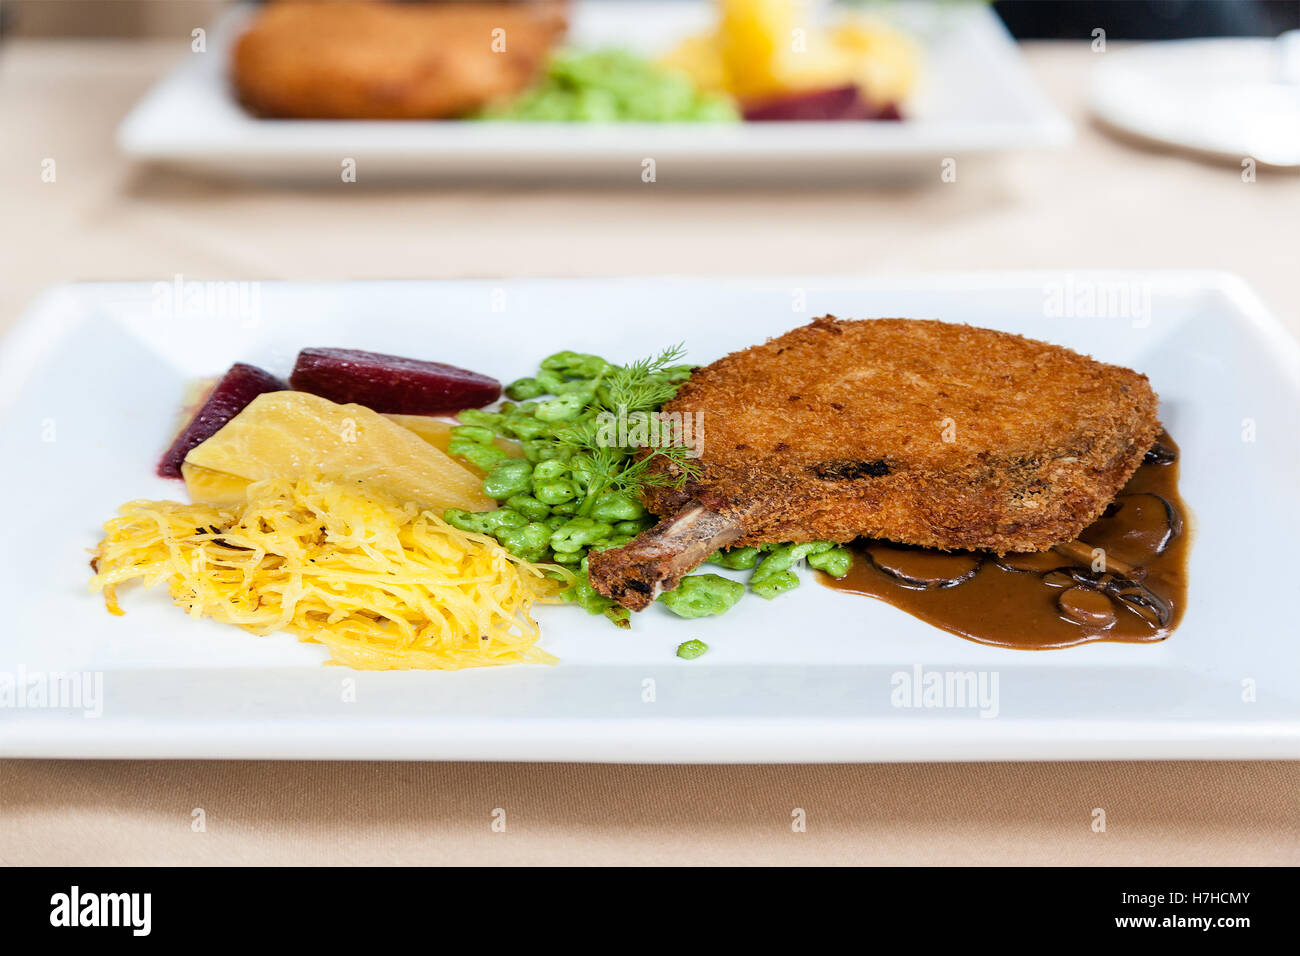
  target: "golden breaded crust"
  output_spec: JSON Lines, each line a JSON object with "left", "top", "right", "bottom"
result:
{"left": 231, "top": 1, "right": 565, "bottom": 119}
{"left": 644, "top": 316, "right": 1161, "bottom": 553}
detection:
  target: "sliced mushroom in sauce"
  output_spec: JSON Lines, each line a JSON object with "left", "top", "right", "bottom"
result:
{"left": 863, "top": 542, "right": 983, "bottom": 590}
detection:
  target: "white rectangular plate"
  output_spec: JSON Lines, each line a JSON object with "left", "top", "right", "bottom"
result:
{"left": 1, "top": 272, "right": 1297, "bottom": 761}
{"left": 116, "top": 1, "right": 1071, "bottom": 181}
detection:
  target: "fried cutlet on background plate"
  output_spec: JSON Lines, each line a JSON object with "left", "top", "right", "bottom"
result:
{"left": 231, "top": 1, "right": 567, "bottom": 120}
{"left": 590, "top": 316, "right": 1161, "bottom": 610}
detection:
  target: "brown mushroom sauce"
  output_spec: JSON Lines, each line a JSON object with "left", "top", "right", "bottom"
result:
{"left": 819, "top": 432, "right": 1189, "bottom": 649}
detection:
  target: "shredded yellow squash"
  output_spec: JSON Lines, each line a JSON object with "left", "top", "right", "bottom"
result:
{"left": 90, "top": 476, "right": 570, "bottom": 670}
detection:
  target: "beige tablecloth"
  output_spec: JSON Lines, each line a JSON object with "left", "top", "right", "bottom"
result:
{"left": 1, "top": 39, "right": 1297, "bottom": 866}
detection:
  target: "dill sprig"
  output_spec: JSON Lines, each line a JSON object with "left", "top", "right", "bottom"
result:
{"left": 601, "top": 344, "right": 689, "bottom": 413}
{"left": 553, "top": 345, "right": 701, "bottom": 516}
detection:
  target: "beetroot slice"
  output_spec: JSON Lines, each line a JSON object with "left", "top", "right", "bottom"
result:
{"left": 288, "top": 347, "right": 501, "bottom": 415}
{"left": 742, "top": 86, "right": 903, "bottom": 122}
{"left": 156, "top": 362, "right": 287, "bottom": 478}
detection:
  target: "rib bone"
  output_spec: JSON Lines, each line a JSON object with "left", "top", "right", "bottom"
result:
{"left": 586, "top": 502, "right": 743, "bottom": 611}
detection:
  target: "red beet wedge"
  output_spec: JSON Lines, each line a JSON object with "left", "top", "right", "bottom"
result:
{"left": 289, "top": 348, "right": 501, "bottom": 415}
{"left": 156, "top": 362, "right": 287, "bottom": 478}
{"left": 743, "top": 86, "right": 902, "bottom": 122}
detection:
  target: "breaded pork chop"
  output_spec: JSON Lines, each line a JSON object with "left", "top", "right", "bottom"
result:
{"left": 589, "top": 316, "right": 1161, "bottom": 611}
{"left": 231, "top": 1, "right": 565, "bottom": 120}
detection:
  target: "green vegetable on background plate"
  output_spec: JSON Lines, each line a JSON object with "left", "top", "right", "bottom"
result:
{"left": 477, "top": 49, "right": 740, "bottom": 123}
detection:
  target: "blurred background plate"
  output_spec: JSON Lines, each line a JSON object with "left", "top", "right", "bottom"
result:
{"left": 1089, "top": 35, "right": 1300, "bottom": 166}
{"left": 116, "top": 0, "right": 1072, "bottom": 182}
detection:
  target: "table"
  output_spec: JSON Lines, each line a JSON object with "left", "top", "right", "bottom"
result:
{"left": 1, "top": 39, "right": 1297, "bottom": 866}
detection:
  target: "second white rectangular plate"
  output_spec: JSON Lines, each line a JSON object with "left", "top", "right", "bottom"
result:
{"left": 0, "top": 272, "right": 1296, "bottom": 760}
{"left": 116, "top": 1, "right": 1071, "bottom": 181}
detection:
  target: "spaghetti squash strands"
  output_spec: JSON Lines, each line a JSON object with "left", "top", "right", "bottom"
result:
{"left": 90, "top": 477, "right": 569, "bottom": 670}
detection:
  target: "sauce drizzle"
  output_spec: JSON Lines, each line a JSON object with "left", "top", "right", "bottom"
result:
{"left": 819, "top": 432, "right": 1190, "bottom": 649}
